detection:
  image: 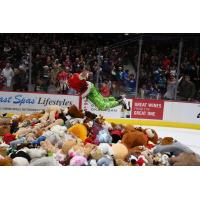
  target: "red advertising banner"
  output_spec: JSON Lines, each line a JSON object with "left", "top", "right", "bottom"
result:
{"left": 131, "top": 99, "right": 164, "bottom": 120}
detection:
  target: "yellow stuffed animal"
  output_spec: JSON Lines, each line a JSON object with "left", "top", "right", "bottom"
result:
{"left": 68, "top": 124, "right": 88, "bottom": 141}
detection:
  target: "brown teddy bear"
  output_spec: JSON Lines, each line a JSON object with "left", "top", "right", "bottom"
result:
{"left": 65, "top": 105, "right": 84, "bottom": 118}
{"left": 135, "top": 127, "right": 158, "bottom": 145}
{"left": 121, "top": 125, "right": 148, "bottom": 151}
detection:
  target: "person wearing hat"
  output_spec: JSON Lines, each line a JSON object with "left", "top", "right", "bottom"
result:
{"left": 67, "top": 69, "right": 127, "bottom": 111}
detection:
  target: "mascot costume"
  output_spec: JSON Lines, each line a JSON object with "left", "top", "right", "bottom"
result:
{"left": 67, "top": 70, "right": 127, "bottom": 111}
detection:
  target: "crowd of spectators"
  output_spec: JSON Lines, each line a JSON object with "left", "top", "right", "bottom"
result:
{"left": 0, "top": 34, "right": 199, "bottom": 102}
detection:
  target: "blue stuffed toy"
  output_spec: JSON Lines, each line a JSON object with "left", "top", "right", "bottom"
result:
{"left": 97, "top": 129, "right": 112, "bottom": 144}
{"left": 31, "top": 136, "right": 46, "bottom": 145}
{"left": 10, "top": 137, "right": 26, "bottom": 148}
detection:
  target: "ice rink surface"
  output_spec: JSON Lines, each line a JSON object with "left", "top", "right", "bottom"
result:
{"left": 139, "top": 126, "right": 200, "bottom": 154}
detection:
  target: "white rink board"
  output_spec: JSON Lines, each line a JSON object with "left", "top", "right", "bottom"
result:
{"left": 0, "top": 91, "right": 80, "bottom": 114}
{"left": 163, "top": 101, "right": 200, "bottom": 124}
{"left": 82, "top": 97, "right": 132, "bottom": 119}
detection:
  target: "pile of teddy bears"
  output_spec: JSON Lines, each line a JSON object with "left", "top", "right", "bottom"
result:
{"left": 0, "top": 105, "right": 200, "bottom": 166}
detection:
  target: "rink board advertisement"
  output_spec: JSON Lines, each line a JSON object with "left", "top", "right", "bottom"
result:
{"left": 0, "top": 91, "right": 80, "bottom": 114}
{"left": 163, "top": 101, "right": 200, "bottom": 124}
{"left": 0, "top": 91, "right": 199, "bottom": 125}
{"left": 82, "top": 97, "right": 132, "bottom": 119}
{"left": 131, "top": 99, "right": 164, "bottom": 120}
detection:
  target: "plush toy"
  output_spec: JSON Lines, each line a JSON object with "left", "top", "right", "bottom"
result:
{"left": 97, "top": 156, "right": 114, "bottom": 166}
{"left": 0, "top": 117, "right": 11, "bottom": 127}
{"left": 90, "top": 121, "right": 103, "bottom": 136}
{"left": 68, "top": 143, "right": 86, "bottom": 157}
{"left": 0, "top": 156, "right": 13, "bottom": 166}
{"left": 136, "top": 155, "right": 148, "bottom": 166}
{"left": 84, "top": 111, "right": 97, "bottom": 120}
{"left": 31, "top": 136, "right": 46, "bottom": 145}
{"left": 98, "top": 143, "right": 114, "bottom": 157}
{"left": 152, "top": 153, "right": 170, "bottom": 166}
{"left": 88, "top": 159, "right": 98, "bottom": 166}
{"left": 12, "top": 157, "right": 29, "bottom": 166}
{"left": 153, "top": 140, "right": 194, "bottom": 156}
{"left": 170, "top": 152, "right": 200, "bottom": 166}
{"left": 69, "top": 155, "right": 88, "bottom": 166}
{"left": 39, "top": 105, "right": 61, "bottom": 123}
{"left": 0, "top": 147, "right": 7, "bottom": 157}
{"left": 2, "top": 133, "right": 16, "bottom": 144}
{"left": 90, "top": 147, "right": 104, "bottom": 161}
{"left": 14, "top": 127, "right": 32, "bottom": 138}
{"left": 160, "top": 137, "right": 174, "bottom": 145}
{"left": 30, "top": 157, "right": 61, "bottom": 166}
{"left": 110, "top": 122, "right": 124, "bottom": 143}
{"left": 128, "top": 154, "right": 148, "bottom": 166}
{"left": 67, "top": 105, "right": 84, "bottom": 119}
{"left": 144, "top": 128, "right": 158, "bottom": 144}
{"left": 23, "top": 148, "right": 47, "bottom": 159}
{"left": 41, "top": 140, "right": 58, "bottom": 153}
{"left": 0, "top": 117, "right": 11, "bottom": 126}
{"left": 10, "top": 150, "right": 31, "bottom": 162}
{"left": 121, "top": 125, "right": 148, "bottom": 151}
{"left": 115, "top": 159, "right": 129, "bottom": 166}
{"left": 10, "top": 118, "right": 19, "bottom": 133}
{"left": 62, "top": 140, "right": 77, "bottom": 154}
{"left": 141, "top": 148, "right": 154, "bottom": 165}
{"left": 128, "top": 145, "right": 146, "bottom": 157}
{"left": 25, "top": 132, "right": 36, "bottom": 143}
{"left": 55, "top": 149, "right": 67, "bottom": 162}
{"left": 97, "top": 129, "right": 112, "bottom": 144}
{"left": 68, "top": 123, "right": 88, "bottom": 141}
{"left": 83, "top": 143, "right": 96, "bottom": 158}
{"left": 0, "top": 125, "right": 10, "bottom": 136}
{"left": 44, "top": 125, "right": 70, "bottom": 148}
{"left": 111, "top": 143, "right": 128, "bottom": 160}
{"left": 9, "top": 137, "right": 26, "bottom": 148}
{"left": 65, "top": 118, "right": 84, "bottom": 129}
{"left": 19, "top": 119, "right": 31, "bottom": 128}
{"left": 10, "top": 150, "right": 31, "bottom": 166}
{"left": 44, "top": 119, "right": 64, "bottom": 131}
{"left": 17, "top": 112, "right": 43, "bottom": 123}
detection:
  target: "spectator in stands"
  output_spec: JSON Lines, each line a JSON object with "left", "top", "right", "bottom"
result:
{"left": 42, "top": 65, "right": 50, "bottom": 92}
{"left": 100, "top": 81, "right": 111, "bottom": 97}
{"left": 178, "top": 75, "right": 196, "bottom": 101}
{"left": 164, "top": 74, "right": 182, "bottom": 100}
{"left": 148, "top": 84, "right": 159, "bottom": 99}
{"left": 111, "top": 82, "right": 121, "bottom": 98}
{"left": 13, "top": 66, "right": 27, "bottom": 91}
{"left": 0, "top": 69, "right": 5, "bottom": 90}
{"left": 1, "top": 62, "right": 14, "bottom": 89}
{"left": 162, "top": 56, "right": 171, "bottom": 71}
{"left": 50, "top": 60, "right": 62, "bottom": 88}
{"left": 57, "top": 68, "right": 68, "bottom": 94}
{"left": 127, "top": 74, "right": 136, "bottom": 93}
{"left": 139, "top": 84, "right": 149, "bottom": 99}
